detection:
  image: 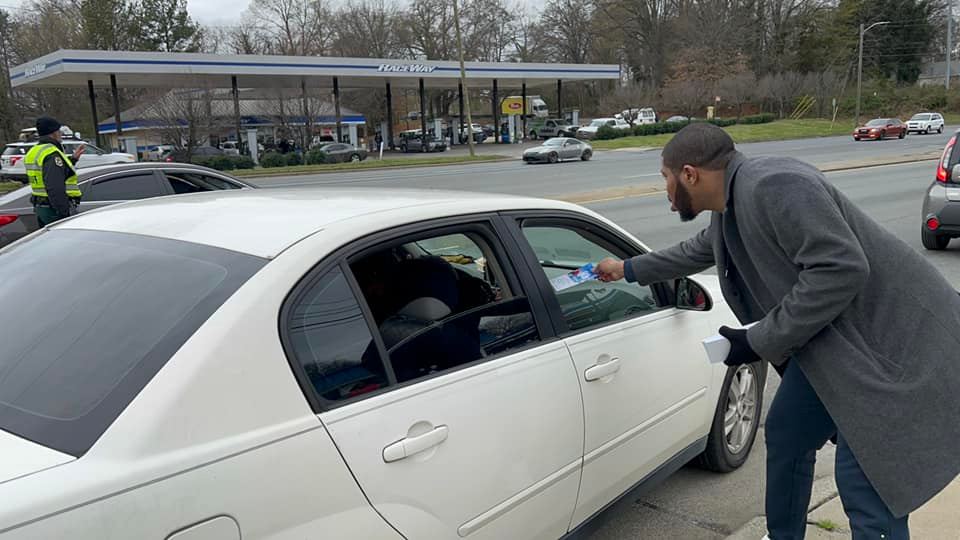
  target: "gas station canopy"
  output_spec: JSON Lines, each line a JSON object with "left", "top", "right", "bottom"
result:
{"left": 10, "top": 49, "right": 621, "bottom": 90}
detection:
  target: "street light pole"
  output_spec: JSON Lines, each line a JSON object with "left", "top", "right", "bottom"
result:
{"left": 855, "top": 21, "right": 890, "bottom": 127}
{"left": 452, "top": 0, "right": 475, "bottom": 157}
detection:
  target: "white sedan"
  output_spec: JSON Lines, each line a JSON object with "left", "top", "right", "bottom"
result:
{"left": 0, "top": 188, "right": 764, "bottom": 539}
{"left": 1, "top": 141, "right": 135, "bottom": 182}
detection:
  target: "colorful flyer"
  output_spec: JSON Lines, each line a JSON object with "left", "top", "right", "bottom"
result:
{"left": 550, "top": 263, "right": 600, "bottom": 291}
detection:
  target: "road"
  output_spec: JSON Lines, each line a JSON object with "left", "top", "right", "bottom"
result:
{"left": 253, "top": 130, "right": 953, "bottom": 201}
{"left": 253, "top": 134, "right": 959, "bottom": 539}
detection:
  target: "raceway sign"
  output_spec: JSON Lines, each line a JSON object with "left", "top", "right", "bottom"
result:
{"left": 378, "top": 64, "right": 438, "bottom": 73}
{"left": 25, "top": 63, "right": 47, "bottom": 77}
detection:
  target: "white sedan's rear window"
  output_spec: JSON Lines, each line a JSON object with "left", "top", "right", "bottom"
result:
{"left": 0, "top": 230, "right": 264, "bottom": 456}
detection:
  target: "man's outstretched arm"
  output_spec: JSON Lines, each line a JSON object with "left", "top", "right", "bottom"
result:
{"left": 596, "top": 227, "right": 715, "bottom": 284}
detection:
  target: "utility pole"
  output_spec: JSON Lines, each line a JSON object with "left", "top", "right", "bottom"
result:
{"left": 856, "top": 21, "right": 890, "bottom": 127}
{"left": 948, "top": 5, "right": 953, "bottom": 90}
{"left": 452, "top": 0, "right": 475, "bottom": 157}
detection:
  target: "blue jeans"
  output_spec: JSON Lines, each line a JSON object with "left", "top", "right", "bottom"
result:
{"left": 765, "top": 361, "right": 910, "bottom": 540}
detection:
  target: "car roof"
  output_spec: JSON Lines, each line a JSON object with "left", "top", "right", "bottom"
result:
{"left": 75, "top": 161, "right": 244, "bottom": 180}
{"left": 53, "top": 187, "right": 582, "bottom": 258}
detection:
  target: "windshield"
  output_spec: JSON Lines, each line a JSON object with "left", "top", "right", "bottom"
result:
{"left": 2, "top": 146, "right": 27, "bottom": 156}
{"left": 590, "top": 119, "right": 609, "bottom": 127}
{"left": 544, "top": 138, "right": 564, "bottom": 146}
{"left": 0, "top": 230, "right": 264, "bottom": 456}
{"left": 911, "top": 114, "right": 931, "bottom": 121}
{"left": 866, "top": 119, "right": 888, "bottom": 127}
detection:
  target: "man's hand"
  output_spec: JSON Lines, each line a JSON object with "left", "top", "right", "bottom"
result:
{"left": 595, "top": 258, "right": 625, "bottom": 282}
{"left": 71, "top": 144, "right": 86, "bottom": 162}
{"left": 719, "top": 326, "right": 761, "bottom": 367}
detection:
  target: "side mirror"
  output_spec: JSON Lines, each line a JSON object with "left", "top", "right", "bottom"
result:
{"left": 675, "top": 277, "right": 712, "bottom": 311}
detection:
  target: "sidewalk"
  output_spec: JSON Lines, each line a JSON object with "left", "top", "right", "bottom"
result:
{"left": 727, "top": 475, "right": 960, "bottom": 539}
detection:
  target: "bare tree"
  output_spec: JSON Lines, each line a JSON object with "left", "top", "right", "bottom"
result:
{"left": 717, "top": 71, "right": 757, "bottom": 119}
{"left": 248, "top": 0, "right": 333, "bottom": 56}
{"left": 539, "top": 0, "right": 594, "bottom": 64}
{"left": 758, "top": 71, "right": 806, "bottom": 118}
{"left": 331, "top": 0, "right": 402, "bottom": 58}
{"left": 144, "top": 87, "right": 223, "bottom": 159}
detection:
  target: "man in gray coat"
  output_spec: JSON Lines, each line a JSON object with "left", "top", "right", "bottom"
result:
{"left": 596, "top": 123, "right": 960, "bottom": 539}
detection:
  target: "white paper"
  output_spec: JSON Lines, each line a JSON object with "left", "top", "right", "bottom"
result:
{"left": 702, "top": 323, "right": 757, "bottom": 365}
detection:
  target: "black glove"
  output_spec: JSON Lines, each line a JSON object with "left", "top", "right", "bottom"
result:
{"left": 719, "top": 326, "right": 761, "bottom": 367}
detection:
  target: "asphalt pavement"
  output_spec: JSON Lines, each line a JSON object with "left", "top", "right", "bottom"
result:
{"left": 252, "top": 134, "right": 960, "bottom": 539}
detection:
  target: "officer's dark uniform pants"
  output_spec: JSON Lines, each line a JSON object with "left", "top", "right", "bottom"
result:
{"left": 35, "top": 206, "right": 61, "bottom": 227}
{"left": 765, "top": 360, "right": 909, "bottom": 540}
{"left": 34, "top": 202, "right": 76, "bottom": 227}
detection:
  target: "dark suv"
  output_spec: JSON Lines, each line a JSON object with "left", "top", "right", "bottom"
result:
{"left": 921, "top": 132, "right": 960, "bottom": 249}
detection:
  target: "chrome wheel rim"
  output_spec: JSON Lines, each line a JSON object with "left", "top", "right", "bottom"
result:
{"left": 724, "top": 365, "right": 758, "bottom": 454}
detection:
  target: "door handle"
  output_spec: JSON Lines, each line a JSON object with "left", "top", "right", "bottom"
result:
{"left": 382, "top": 425, "right": 449, "bottom": 463}
{"left": 584, "top": 357, "right": 621, "bottom": 381}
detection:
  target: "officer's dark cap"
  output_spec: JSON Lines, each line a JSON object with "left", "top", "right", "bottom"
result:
{"left": 35, "top": 117, "right": 62, "bottom": 136}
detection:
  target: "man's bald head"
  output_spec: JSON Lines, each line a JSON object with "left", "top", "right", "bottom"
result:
{"left": 662, "top": 122, "right": 736, "bottom": 173}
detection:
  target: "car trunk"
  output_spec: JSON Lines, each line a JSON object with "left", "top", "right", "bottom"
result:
{"left": 0, "top": 429, "right": 74, "bottom": 485}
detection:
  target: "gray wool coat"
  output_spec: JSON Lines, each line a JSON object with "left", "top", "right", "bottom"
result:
{"left": 625, "top": 151, "right": 960, "bottom": 517}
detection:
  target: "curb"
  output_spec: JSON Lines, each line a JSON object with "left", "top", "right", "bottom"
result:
{"left": 725, "top": 474, "right": 840, "bottom": 539}
{"left": 237, "top": 155, "right": 513, "bottom": 179}
{"left": 818, "top": 152, "right": 939, "bottom": 173}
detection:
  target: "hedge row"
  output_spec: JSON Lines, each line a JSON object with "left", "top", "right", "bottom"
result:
{"left": 595, "top": 113, "right": 776, "bottom": 140}
{"left": 191, "top": 155, "right": 256, "bottom": 171}
{"left": 260, "top": 152, "right": 305, "bottom": 168}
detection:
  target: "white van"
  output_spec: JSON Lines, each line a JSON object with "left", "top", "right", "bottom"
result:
{"left": 618, "top": 108, "right": 658, "bottom": 125}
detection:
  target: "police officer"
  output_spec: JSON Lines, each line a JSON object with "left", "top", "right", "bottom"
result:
{"left": 24, "top": 117, "right": 84, "bottom": 226}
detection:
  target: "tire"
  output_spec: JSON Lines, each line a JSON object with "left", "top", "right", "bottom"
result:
{"left": 922, "top": 226, "right": 950, "bottom": 250}
{"left": 697, "top": 361, "right": 766, "bottom": 473}
{"left": 925, "top": 127, "right": 930, "bottom": 135}
{"left": 400, "top": 144, "right": 408, "bottom": 153}
{"left": 939, "top": 125, "right": 944, "bottom": 134}
{"left": 529, "top": 131, "right": 538, "bottom": 141}
{"left": 581, "top": 150, "right": 592, "bottom": 161}
{"left": 899, "top": 129, "right": 906, "bottom": 139}
{"left": 879, "top": 130, "right": 886, "bottom": 140}
{"left": 350, "top": 154, "right": 361, "bottom": 163}
{"left": 548, "top": 152, "right": 559, "bottom": 164}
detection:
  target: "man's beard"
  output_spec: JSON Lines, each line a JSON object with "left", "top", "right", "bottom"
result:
{"left": 674, "top": 181, "right": 698, "bottom": 222}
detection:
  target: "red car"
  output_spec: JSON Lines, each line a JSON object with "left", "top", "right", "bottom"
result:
{"left": 853, "top": 118, "right": 906, "bottom": 141}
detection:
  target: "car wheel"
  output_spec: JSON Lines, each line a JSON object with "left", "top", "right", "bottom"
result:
{"left": 548, "top": 152, "right": 559, "bottom": 164}
{"left": 400, "top": 144, "right": 408, "bottom": 153}
{"left": 878, "top": 130, "right": 886, "bottom": 140}
{"left": 922, "top": 226, "right": 951, "bottom": 250}
{"left": 350, "top": 154, "right": 361, "bottom": 162}
{"left": 529, "top": 131, "right": 538, "bottom": 141}
{"left": 581, "top": 150, "right": 592, "bottom": 161}
{"left": 899, "top": 129, "right": 906, "bottom": 139}
{"left": 697, "top": 361, "right": 765, "bottom": 473}
{"left": 925, "top": 127, "right": 930, "bottom": 135}
{"left": 939, "top": 125, "right": 944, "bottom": 134}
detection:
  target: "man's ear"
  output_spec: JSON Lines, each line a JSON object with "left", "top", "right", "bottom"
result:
{"left": 682, "top": 164, "right": 698, "bottom": 185}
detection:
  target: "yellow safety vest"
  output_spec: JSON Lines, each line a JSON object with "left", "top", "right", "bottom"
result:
{"left": 24, "top": 143, "right": 82, "bottom": 200}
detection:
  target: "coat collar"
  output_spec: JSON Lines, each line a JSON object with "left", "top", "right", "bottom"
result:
{"left": 38, "top": 135, "right": 63, "bottom": 151}
{"left": 723, "top": 151, "right": 747, "bottom": 209}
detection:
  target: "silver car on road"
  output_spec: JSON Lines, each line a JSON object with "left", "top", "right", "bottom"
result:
{"left": 522, "top": 137, "right": 593, "bottom": 164}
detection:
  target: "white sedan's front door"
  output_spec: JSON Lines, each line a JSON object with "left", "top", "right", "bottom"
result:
{"left": 514, "top": 220, "right": 717, "bottom": 527}
{"left": 281, "top": 224, "right": 585, "bottom": 540}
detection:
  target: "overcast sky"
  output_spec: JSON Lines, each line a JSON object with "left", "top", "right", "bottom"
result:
{"left": 1, "top": 0, "right": 253, "bottom": 24}
{"left": 4, "top": 0, "right": 543, "bottom": 26}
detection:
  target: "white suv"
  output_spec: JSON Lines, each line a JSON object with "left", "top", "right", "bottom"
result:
{"left": 906, "top": 112, "right": 945, "bottom": 135}
{"left": 1, "top": 141, "right": 135, "bottom": 183}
